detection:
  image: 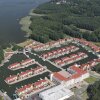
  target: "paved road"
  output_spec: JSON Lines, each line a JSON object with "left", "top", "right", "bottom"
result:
{"left": 27, "top": 51, "right": 61, "bottom": 72}
{"left": 0, "top": 91, "right": 12, "bottom": 100}
{"left": 74, "top": 42, "right": 99, "bottom": 57}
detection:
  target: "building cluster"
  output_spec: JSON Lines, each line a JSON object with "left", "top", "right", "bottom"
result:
{"left": 2, "top": 37, "right": 100, "bottom": 100}
{"left": 51, "top": 65, "right": 89, "bottom": 87}
{"left": 53, "top": 52, "right": 88, "bottom": 67}
{"left": 15, "top": 77, "right": 53, "bottom": 99}
{"left": 51, "top": 0, "right": 67, "bottom": 5}
{"left": 25, "top": 37, "right": 100, "bottom": 53}
{"left": 39, "top": 84, "right": 74, "bottom": 100}
{"left": 79, "top": 58, "right": 100, "bottom": 70}
{"left": 5, "top": 66, "right": 45, "bottom": 84}
{"left": 30, "top": 38, "right": 73, "bottom": 51}
{"left": 41, "top": 45, "right": 79, "bottom": 59}
{"left": 74, "top": 38, "right": 100, "bottom": 53}
{"left": 39, "top": 65, "right": 89, "bottom": 100}
{"left": 8, "top": 59, "right": 35, "bottom": 70}
{"left": 25, "top": 40, "right": 43, "bottom": 49}
{"left": 29, "top": 37, "right": 100, "bottom": 52}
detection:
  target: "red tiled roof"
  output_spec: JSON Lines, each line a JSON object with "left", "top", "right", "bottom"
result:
{"left": 21, "top": 59, "right": 33, "bottom": 64}
{"left": 5, "top": 75, "right": 17, "bottom": 81}
{"left": 70, "top": 66, "right": 87, "bottom": 75}
{"left": 19, "top": 71, "right": 28, "bottom": 76}
{"left": 53, "top": 72, "right": 67, "bottom": 81}
{"left": 54, "top": 59, "right": 62, "bottom": 63}
{"left": 71, "top": 73, "right": 81, "bottom": 79}
{"left": 8, "top": 62, "right": 20, "bottom": 67}
{"left": 17, "top": 84, "right": 32, "bottom": 93}
{"left": 33, "top": 79, "right": 47, "bottom": 86}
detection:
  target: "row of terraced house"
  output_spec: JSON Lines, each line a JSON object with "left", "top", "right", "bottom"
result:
{"left": 15, "top": 77, "right": 53, "bottom": 99}
{"left": 8, "top": 59, "right": 35, "bottom": 70}
{"left": 5, "top": 66, "right": 45, "bottom": 84}
{"left": 41, "top": 45, "right": 79, "bottom": 59}
{"left": 53, "top": 52, "right": 88, "bottom": 67}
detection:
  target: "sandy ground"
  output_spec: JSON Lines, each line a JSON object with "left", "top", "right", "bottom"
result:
{"left": 17, "top": 39, "right": 33, "bottom": 47}
{"left": 29, "top": 9, "right": 44, "bottom": 16}
{"left": 18, "top": 9, "right": 45, "bottom": 47}
{"left": 19, "top": 9, "right": 44, "bottom": 36}
{"left": 19, "top": 16, "right": 32, "bottom": 35}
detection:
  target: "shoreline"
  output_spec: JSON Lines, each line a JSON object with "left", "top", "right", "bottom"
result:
{"left": 19, "top": 2, "right": 100, "bottom": 47}
{"left": 19, "top": 9, "right": 44, "bottom": 36}
{"left": 19, "top": 11, "right": 32, "bottom": 36}
{"left": 18, "top": 8, "right": 44, "bottom": 47}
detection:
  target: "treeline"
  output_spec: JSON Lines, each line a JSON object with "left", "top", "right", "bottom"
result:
{"left": 0, "top": 47, "right": 4, "bottom": 63}
{"left": 30, "top": 32, "right": 64, "bottom": 43}
{"left": 92, "top": 64, "right": 100, "bottom": 73}
{"left": 0, "top": 43, "right": 23, "bottom": 63}
{"left": 11, "top": 43, "right": 23, "bottom": 51}
{"left": 29, "top": 16, "right": 64, "bottom": 43}
{"left": 63, "top": 17, "right": 98, "bottom": 31}
{"left": 0, "top": 43, "right": 11, "bottom": 63}
{"left": 87, "top": 80, "right": 100, "bottom": 100}
{"left": 29, "top": 0, "right": 100, "bottom": 43}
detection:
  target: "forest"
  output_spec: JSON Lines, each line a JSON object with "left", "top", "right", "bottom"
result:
{"left": 0, "top": 47, "right": 4, "bottom": 63}
{"left": 92, "top": 64, "right": 100, "bottom": 73}
{"left": 87, "top": 80, "right": 100, "bottom": 100}
{"left": 30, "top": 0, "right": 100, "bottom": 43}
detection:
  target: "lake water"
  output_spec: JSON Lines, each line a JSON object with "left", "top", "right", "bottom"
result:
{"left": 0, "top": 0, "right": 49, "bottom": 45}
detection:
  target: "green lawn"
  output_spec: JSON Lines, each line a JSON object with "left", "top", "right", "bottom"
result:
{"left": 0, "top": 96, "right": 4, "bottom": 100}
{"left": 84, "top": 76, "right": 97, "bottom": 84}
{"left": 81, "top": 91, "right": 88, "bottom": 100}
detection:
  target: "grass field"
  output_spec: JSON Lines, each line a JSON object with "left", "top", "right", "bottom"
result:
{"left": 81, "top": 91, "right": 88, "bottom": 100}
{"left": 84, "top": 76, "right": 97, "bottom": 84}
